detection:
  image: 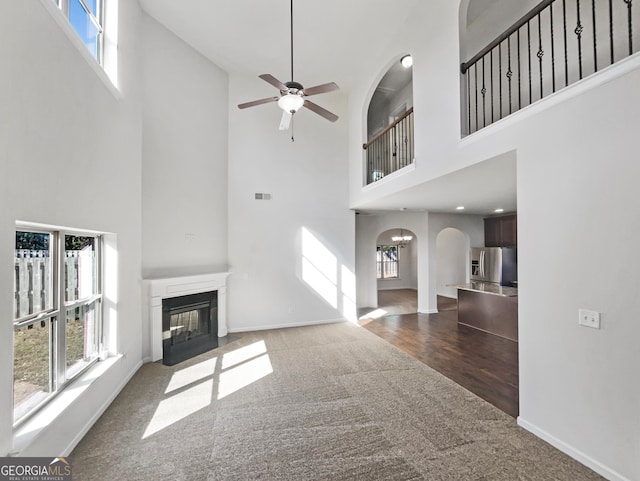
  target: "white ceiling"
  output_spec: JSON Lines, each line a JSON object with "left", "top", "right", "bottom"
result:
{"left": 139, "top": 0, "right": 517, "bottom": 216}
{"left": 139, "top": 0, "right": 420, "bottom": 90}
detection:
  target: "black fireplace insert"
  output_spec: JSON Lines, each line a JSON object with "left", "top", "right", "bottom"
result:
{"left": 162, "top": 291, "right": 218, "bottom": 366}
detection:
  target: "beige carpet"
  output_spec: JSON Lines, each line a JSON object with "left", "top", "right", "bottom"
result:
{"left": 72, "top": 322, "right": 603, "bottom": 481}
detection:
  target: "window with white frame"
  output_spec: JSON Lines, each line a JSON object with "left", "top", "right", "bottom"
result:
{"left": 376, "top": 245, "right": 399, "bottom": 279}
{"left": 13, "top": 227, "right": 102, "bottom": 424}
{"left": 54, "top": 0, "right": 105, "bottom": 64}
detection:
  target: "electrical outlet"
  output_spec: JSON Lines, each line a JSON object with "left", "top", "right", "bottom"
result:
{"left": 578, "top": 309, "right": 600, "bottom": 329}
{"left": 185, "top": 233, "right": 196, "bottom": 242}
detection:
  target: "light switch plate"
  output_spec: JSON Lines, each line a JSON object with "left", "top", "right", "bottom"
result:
{"left": 578, "top": 309, "right": 601, "bottom": 329}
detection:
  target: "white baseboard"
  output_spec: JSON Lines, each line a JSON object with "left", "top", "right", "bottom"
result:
{"left": 517, "top": 417, "right": 632, "bottom": 481}
{"left": 62, "top": 359, "right": 143, "bottom": 456}
{"left": 228, "top": 318, "right": 347, "bottom": 333}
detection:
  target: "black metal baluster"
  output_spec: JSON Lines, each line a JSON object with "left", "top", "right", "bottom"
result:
{"left": 474, "top": 63, "right": 478, "bottom": 132}
{"left": 499, "top": 42, "right": 503, "bottom": 118}
{"left": 591, "top": 0, "right": 598, "bottom": 72}
{"left": 550, "top": 2, "right": 557, "bottom": 92}
{"left": 609, "top": 0, "right": 615, "bottom": 63}
{"left": 563, "top": 0, "right": 569, "bottom": 85}
{"left": 624, "top": 0, "right": 633, "bottom": 56}
{"left": 491, "top": 49, "right": 494, "bottom": 123}
{"left": 528, "top": 20, "right": 533, "bottom": 105}
{"left": 518, "top": 28, "right": 522, "bottom": 109}
{"left": 507, "top": 37, "right": 513, "bottom": 114}
{"left": 576, "top": 0, "right": 584, "bottom": 80}
{"left": 537, "top": 12, "right": 544, "bottom": 99}
{"left": 482, "top": 57, "right": 487, "bottom": 127}
{"left": 467, "top": 67, "right": 471, "bottom": 134}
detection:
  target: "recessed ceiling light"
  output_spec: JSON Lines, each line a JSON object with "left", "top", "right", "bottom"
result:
{"left": 456, "top": 206, "right": 465, "bottom": 210}
{"left": 400, "top": 55, "right": 413, "bottom": 68}
{"left": 494, "top": 208, "right": 505, "bottom": 213}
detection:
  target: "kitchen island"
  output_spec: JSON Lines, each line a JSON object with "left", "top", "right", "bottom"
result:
{"left": 452, "top": 281, "right": 518, "bottom": 342}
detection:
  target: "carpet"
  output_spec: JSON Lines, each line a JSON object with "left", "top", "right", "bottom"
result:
{"left": 71, "top": 322, "right": 603, "bottom": 481}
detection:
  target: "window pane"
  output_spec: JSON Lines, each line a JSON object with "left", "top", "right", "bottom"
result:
{"left": 69, "top": 0, "right": 100, "bottom": 60}
{"left": 14, "top": 232, "right": 52, "bottom": 319}
{"left": 14, "top": 318, "right": 53, "bottom": 422}
{"left": 83, "top": 0, "right": 98, "bottom": 17}
{"left": 65, "top": 235, "right": 96, "bottom": 302}
{"left": 66, "top": 301, "right": 99, "bottom": 379}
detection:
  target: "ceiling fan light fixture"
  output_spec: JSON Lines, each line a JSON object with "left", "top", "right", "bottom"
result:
{"left": 400, "top": 54, "right": 413, "bottom": 68}
{"left": 278, "top": 93, "right": 305, "bottom": 113}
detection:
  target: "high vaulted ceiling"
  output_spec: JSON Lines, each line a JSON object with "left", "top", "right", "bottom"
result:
{"left": 139, "top": 0, "right": 518, "bottom": 216}
{"left": 139, "top": 0, "right": 420, "bottom": 90}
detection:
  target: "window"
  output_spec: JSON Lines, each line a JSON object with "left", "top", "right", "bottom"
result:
{"left": 54, "top": 0, "right": 105, "bottom": 63}
{"left": 376, "top": 245, "right": 399, "bottom": 279}
{"left": 13, "top": 228, "right": 102, "bottom": 424}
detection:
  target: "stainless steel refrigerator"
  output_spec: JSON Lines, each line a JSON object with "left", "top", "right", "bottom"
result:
{"left": 470, "top": 247, "right": 517, "bottom": 286}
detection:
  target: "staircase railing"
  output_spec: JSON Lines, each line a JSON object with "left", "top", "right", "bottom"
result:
{"left": 461, "top": 0, "right": 638, "bottom": 135}
{"left": 363, "top": 107, "right": 414, "bottom": 185}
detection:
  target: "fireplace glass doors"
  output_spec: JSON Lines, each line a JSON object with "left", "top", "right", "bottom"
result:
{"left": 162, "top": 291, "right": 218, "bottom": 366}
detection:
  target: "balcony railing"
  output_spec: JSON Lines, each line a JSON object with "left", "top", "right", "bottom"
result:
{"left": 363, "top": 107, "right": 414, "bottom": 185}
{"left": 461, "top": 0, "right": 638, "bottom": 134}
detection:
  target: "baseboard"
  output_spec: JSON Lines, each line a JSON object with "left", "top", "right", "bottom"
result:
{"left": 517, "top": 417, "right": 632, "bottom": 481}
{"left": 62, "top": 359, "right": 143, "bottom": 456}
{"left": 229, "top": 317, "right": 348, "bottom": 333}
{"left": 420, "top": 309, "right": 439, "bottom": 314}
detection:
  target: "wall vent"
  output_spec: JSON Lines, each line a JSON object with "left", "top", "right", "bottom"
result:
{"left": 254, "top": 193, "right": 272, "bottom": 200}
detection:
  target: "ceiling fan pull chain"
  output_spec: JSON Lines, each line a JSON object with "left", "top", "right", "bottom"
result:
{"left": 291, "top": 117, "right": 295, "bottom": 142}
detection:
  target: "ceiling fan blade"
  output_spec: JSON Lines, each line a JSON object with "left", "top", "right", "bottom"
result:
{"left": 238, "top": 97, "right": 279, "bottom": 109}
{"left": 279, "top": 111, "right": 292, "bottom": 130}
{"left": 302, "top": 82, "right": 339, "bottom": 97}
{"left": 259, "top": 74, "right": 287, "bottom": 91}
{"left": 303, "top": 100, "right": 339, "bottom": 123}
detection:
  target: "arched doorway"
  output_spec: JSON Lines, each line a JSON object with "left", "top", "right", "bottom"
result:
{"left": 435, "top": 228, "right": 469, "bottom": 310}
{"left": 374, "top": 228, "right": 418, "bottom": 315}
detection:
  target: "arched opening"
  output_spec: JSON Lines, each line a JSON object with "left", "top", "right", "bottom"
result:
{"left": 374, "top": 228, "right": 418, "bottom": 316}
{"left": 435, "top": 228, "right": 470, "bottom": 310}
{"left": 363, "top": 55, "right": 414, "bottom": 185}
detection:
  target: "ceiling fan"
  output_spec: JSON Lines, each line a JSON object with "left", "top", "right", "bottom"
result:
{"left": 237, "top": 0, "right": 339, "bottom": 132}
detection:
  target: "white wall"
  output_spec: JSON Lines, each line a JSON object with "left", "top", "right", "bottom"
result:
{"left": 226, "top": 74, "right": 355, "bottom": 331}
{"left": 0, "top": 0, "right": 143, "bottom": 456}
{"left": 376, "top": 229, "right": 418, "bottom": 291}
{"left": 436, "top": 227, "right": 469, "bottom": 298}
{"left": 348, "top": 1, "right": 640, "bottom": 479}
{"left": 139, "top": 15, "right": 229, "bottom": 359}
{"left": 140, "top": 14, "right": 229, "bottom": 279}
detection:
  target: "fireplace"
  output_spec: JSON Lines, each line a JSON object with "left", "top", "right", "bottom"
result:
{"left": 144, "top": 272, "right": 230, "bottom": 364}
{"left": 162, "top": 291, "right": 218, "bottom": 366}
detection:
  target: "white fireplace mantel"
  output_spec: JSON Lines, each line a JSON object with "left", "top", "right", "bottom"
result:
{"left": 144, "top": 272, "right": 230, "bottom": 363}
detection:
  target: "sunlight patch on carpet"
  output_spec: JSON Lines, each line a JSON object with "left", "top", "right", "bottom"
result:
{"left": 221, "top": 341, "right": 266, "bottom": 370}
{"left": 165, "top": 357, "right": 217, "bottom": 394}
{"left": 218, "top": 354, "right": 273, "bottom": 400}
{"left": 143, "top": 379, "right": 213, "bottom": 439}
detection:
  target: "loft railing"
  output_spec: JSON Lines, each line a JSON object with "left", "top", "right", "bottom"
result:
{"left": 461, "top": 0, "right": 638, "bottom": 134}
{"left": 363, "top": 107, "right": 414, "bottom": 185}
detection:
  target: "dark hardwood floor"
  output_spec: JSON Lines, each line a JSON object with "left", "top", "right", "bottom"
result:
{"left": 359, "top": 291, "right": 519, "bottom": 418}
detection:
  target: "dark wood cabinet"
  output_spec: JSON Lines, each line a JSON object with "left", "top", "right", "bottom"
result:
{"left": 485, "top": 214, "right": 517, "bottom": 247}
